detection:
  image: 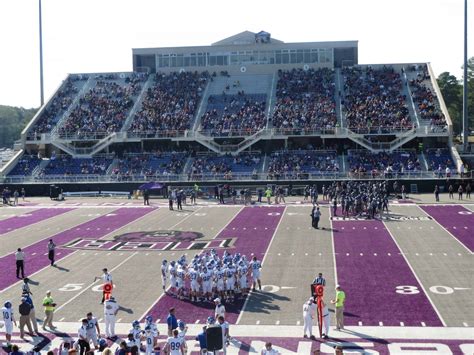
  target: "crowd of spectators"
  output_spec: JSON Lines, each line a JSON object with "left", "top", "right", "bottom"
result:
{"left": 189, "top": 153, "right": 261, "bottom": 180}
{"left": 408, "top": 65, "right": 447, "bottom": 131}
{"left": 199, "top": 93, "right": 267, "bottom": 136}
{"left": 348, "top": 150, "right": 421, "bottom": 177}
{"left": 59, "top": 73, "right": 147, "bottom": 138}
{"left": 39, "top": 155, "right": 111, "bottom": 175}
{"left": 267, "top": 150, "right": 339, "bottom": 179}
{"left": 112, "top": 152, "right": 185, "bottom": 180}
{"left": 129, "top": 71, "right": 209, "bottom": 134}
{"left": 343, "top": 66, "right": 412, "bottom": 132}
{"left": 272, "top": 68, "right": 336, "bottom": 131}
{"left": 28, "top": 76, "right": 88, "bottom": 138}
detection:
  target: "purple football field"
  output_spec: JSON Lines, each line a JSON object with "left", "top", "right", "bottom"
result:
{"left": 421, "top": 205, "right": 474, "bottom": 252}
{"left": 0, "top": 208, "right": 72, "bottom": 235}
{"left": 0, "top": 207, "right": 154, "bottom": 291}
{"left": 144, "top": 206, "right": 285, "bottom": 324}
{"left": 332, "top": 218, "right": 443, "bottom": 326}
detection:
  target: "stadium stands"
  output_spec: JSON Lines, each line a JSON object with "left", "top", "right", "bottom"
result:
{"left": 272, "top": 68, "right": 336, "bottom": 132}
{"left": 347, "top": 150, "right": 421, "bottom": 177}
{"left": 112, "top": 152, "right": 186, "bottom": 180}
{"left": 7, "top": 155, "right": 42, "bottom": 176}
{"left": 40, "top": 155, "right": 112, "bottom": 175}
{"left": 199, "top": 93, "right": 267, "bottom": 136}
{"left": 28, "top": 75, "right": 88, "bottom": 139}
{"left": 188, "top": 152, "right": 262, "bottom": 180}
{"left": 267, "top": 150, "right": 339, "bottom": 179}
{"left": 129, "top": 71, "right": 209, "bottom": 135}
{"left": 58, "top": 73, "right": 147, "bottom": 138}
{"left": 407, "top": 65, "right": 447, "bottom": 132}
{"left": 426, "top": 148, "right": 456, "bottom": 172}
{"left": 342, "top": 66, "right": 412, "bottom": 132}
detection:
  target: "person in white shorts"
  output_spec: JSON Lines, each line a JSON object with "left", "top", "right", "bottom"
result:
{"left": 321, "top": 299, "right": 330, "bottom": 339}
{"left": 161, "top": 260, "right": 168, "bottom": 292}
{"left": 200, "top": 267, "right": 212, "bottom": 302}
{"left": 86, "top": 312, "right": 100, "bottom": 349}
{"left": 143, "top": 325, "right": 157, "bottom": 355}
{"left": 1, "top": 301, "right": 16, "bottom": 345}
{"left": 103, "top": 296, "right": 118, "bottom": 338}
{"left": 249, "top": 256, "right": 262, "bottom": 291}
{"left": 188, "top": 266, "right": 200, "bottom": 302}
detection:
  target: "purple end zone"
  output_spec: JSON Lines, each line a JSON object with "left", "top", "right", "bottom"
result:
{"left": 144, "top": 206, "right": 285, "bottom": 324}
{"left": 0, "top": 207, "right": 155, "bottom": 291}
{"left": 332, "top": 219, "right": 442, "bottom": 326}
{"left": 420, "top": 205, "right": 474, "bottom": 252}
{"left": 0, "top": 208, "right": 73, "bottom": 235}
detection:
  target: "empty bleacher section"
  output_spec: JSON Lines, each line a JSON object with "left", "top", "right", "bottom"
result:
{"left": 188, "top": 152, "right": 263, "bottom": 180}
{"left": 426, "top": 148, "right": 456, "bottom": 172}
{"left": 342, "top": 66, "right": 412, "bottom": 133}
{"left": 267, "top": 150, "right": 339, "bottom": 179}
{"left": 7, "top": 155, "right": 42, "bottom": 176}
{"left": 199, "top": 93, "right": 267, "bottom": 136}
{"left": 58, "top": 73, "right": 147, "bottom": 139}
{"left": 27, "top": 75, "right": 89, "bottom": 139}
{"left": 406, "top": 64, "right": 447, "bottom": 132}
{"left": 39, "top": 155, "right": 112, "bottom": 176}
{"left": 128, "top": 72, "right": 209, "bottom": 135}
{"left": 111, "top": 152, "right": 186, "bottom": 181}
{"left": 271, "top": 68, "right": 336, "bottom": 132}
{"left": 347, "top": 150, "right": 421, "bottom": 177}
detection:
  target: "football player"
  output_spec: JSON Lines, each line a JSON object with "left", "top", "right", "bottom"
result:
{"left": 143, "top": 325, "right": 157, "bottom": 355}
{"left": 161, "top": 260, "right": 168, "bottom": 292}
{"left": 250, "top": 256, "right": 262, "bottom": 291}
{"left": 1, "top": 301, "right": 16, "bottom": 345}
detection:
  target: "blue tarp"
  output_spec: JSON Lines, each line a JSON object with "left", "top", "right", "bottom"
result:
{"left": 138, "top": 182, "right": 165, "bottom": 190}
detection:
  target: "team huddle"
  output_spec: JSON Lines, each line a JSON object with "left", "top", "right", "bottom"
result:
{"left": 161, "top": 249, "right": 263, "bottom": 303}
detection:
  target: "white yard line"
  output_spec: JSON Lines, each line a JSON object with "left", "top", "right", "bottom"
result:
{"left": 55, "top": 252, "right": 138, "bottom": 312}
{"left": 382, "top": 221, "right": 447, "bottom": 327}
{"left": 138, "top": 206, "right": 244, "bottom": 320}
{"left": 236, "top": 206, "right": 287, "bottom": 324}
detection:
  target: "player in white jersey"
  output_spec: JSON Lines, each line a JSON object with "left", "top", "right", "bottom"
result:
{"left": 1, "top": 301, "right": 16, "bottom": 345}
{"left": 238, "top": 261, "right": 249, "bottom": 296}
{"left": 103, "top": 296, "right": 118, "bottom": 338}
{"left": 86, "top": 312, "right": 100, "bottom": 349}
{"left": 250, "top": 256, "right": 262, "bottom": 291}
{"left": 161, "top": 260, "right": 168, "bottom": 292}
{"left": 144, "top": 315, "right": 159, "bottom": 337}
{"left": 164, "top": 329, "right": 184, "bottom": 355}
{"left": 188, "top": 266, "right": 200, "bottom": 302}
{"left": 200, "top": 267, "right": 212, "bottom": 301}
{"left": 168, "top": 261, "right": 177, "bottom": 296}
{"left": 130, "top": 320, "right": 144, "bottom": 344}
{"left": 224, "top": 262, "right": 236, "bottom": 302}
{"left": 177, "top": 320, "right": 188, "bottom": 354}
{"left": 143, "top": 325, "right": 157, "bottom": 355}
{"left": 176, "top": 266, "right": 185, "bottom": 300}
{"left": 215, "top": 265, "right": 226, "bottom": 299}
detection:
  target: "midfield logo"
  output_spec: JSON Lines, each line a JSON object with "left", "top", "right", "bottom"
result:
{"left": 64, "top": 230, "right": 236, "bottom": 251}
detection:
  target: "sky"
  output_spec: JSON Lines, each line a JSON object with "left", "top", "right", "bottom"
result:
{"left": 0, "top": 0, "right": 472, "bottom": 108}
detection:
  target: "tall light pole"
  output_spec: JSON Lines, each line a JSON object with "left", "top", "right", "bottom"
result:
{"left": 462, "top": 0, "right": 468, "bottom": 152}
{"left": 39, "top": 0, "right": 44, "bottom": 106}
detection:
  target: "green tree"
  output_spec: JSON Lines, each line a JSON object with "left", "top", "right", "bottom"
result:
{"left": 0, "top": 105, "right": 38, "bottom": 149}
{"left": 437, "top": 72, "right": 462, "bottom": 134}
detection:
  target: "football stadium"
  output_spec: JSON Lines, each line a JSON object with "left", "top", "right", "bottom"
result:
{"left": 0, "top": 26, "right": 473, "bottom": 354}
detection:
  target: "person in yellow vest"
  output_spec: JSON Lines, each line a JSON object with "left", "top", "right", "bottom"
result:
{"left": 265, "top": 188, "right": 272, "bottom": 205}
{"left": 330, "top": 284, "right": 345, "bottom": 331}
{"left": 42, "top": 290, "right": 57, "bottom": 330}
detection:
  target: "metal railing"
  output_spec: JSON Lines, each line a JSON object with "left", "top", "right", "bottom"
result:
{"left": 3, "top": 170, "right": 471, "bottom": 185}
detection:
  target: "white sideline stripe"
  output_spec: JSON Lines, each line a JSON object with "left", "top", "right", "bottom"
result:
{"left": 138, "top": 206, "right": 244, "bottom": 320}
{"left": 236, "top": 206, "right": 287, "bottom": 324}
{"left": 55, "top": 252, "right": 138, "bottom": 312}
{"left": 0, "top": 207, "right": 160, "bottom": 295}
{"left": 383, "top": 220, "right": 447, "bottom": 327}
{"left": 417, "top": 206, "right": 473, "bottom": 255}
{"left": 330, "top": 207, "right": 338, "bottom": 286}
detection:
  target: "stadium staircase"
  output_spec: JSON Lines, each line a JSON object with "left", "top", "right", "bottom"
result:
{"left": 121, "top": 74, "right": 154, "bottom": 132}
{"left": 265, "top": 72, "right": 278, "bottom": 129}
{"left": 106, "top": 157, "right": 119, "bottom": 175}
{"left": 420, "top": 152, "right": 429, "bottom": 170}
{"left": 334, "top": 68, "right": 345, "bottom": 128}
{"left": 32, "top": 159, "right": 49, "bottom": 177}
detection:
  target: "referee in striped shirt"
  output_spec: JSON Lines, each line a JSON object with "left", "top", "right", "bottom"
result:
{"left": 313, "top": 273, "right": 326, "bottom": 286}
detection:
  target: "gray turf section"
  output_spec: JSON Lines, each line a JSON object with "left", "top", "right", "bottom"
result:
{"left": 383, "top": 205, "right": 474, "bottom": 327}
{"left": 464, "top": 204, "right": 474, "bottom": 212}
{"left": 55, "top": 206, "right": 241, "bottom": 323}
{"left": 238, "top": 206, "right": 336, "bottom": 326}
{"left": 0, "top": 208, "right": 116, "bottom": 258}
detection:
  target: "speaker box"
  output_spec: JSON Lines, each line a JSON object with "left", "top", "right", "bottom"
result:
{"left": 206, "top": 325, "right": 223, "bottom": 351}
